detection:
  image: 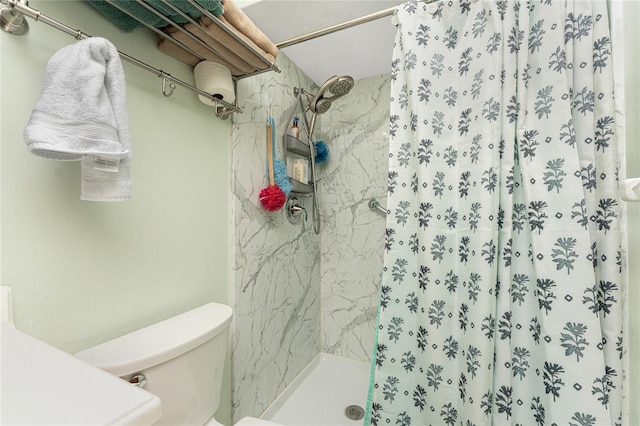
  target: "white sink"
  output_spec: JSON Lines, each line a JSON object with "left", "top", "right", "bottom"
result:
{"left": 0, "top": 288, "right": 161, "bottom": 425}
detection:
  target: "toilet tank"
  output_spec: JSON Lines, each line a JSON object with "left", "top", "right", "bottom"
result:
{"left": 76, "top": 303, "right": 232, "bottom": 426}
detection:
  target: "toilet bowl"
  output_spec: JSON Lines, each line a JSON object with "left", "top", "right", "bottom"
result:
{"left": 75, "top": 303, "right": 281, "bottom": 426}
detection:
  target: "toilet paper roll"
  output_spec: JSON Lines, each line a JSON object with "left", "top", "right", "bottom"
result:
{"left": 193, "top": 61, "right": 236, "bottom": 106}
{"left": 620, "top": 177, "right": 640, "bottom": 202}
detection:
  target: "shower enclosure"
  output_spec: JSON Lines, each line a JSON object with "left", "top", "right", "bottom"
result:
{"left": 231, "top": 51, "right": 389, "bottom": 421}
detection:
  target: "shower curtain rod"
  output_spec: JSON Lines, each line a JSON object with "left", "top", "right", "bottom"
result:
{"left": 275, "top": 6, "right": 397, "bottom": 49}
{"left": 275, "top": 0, "right": 439, "bottom": 49}
{"left": 1, "top": 0, "right": 242, "bottom": 118}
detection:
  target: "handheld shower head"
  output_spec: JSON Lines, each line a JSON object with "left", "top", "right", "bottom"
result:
{"left": 294, "top": 75, "right": 354, "bottom": 147}
{"left": 294, "top": 75, "right": 354, "bottom": 236}
{"left": 309, "top": 75, "right": 354, "bottom": 114}
{"left": 327, "top": 76, "right": 355, "bottom": 97}
{"left": 313, "top": 98, "right": 332, "bottom": 114}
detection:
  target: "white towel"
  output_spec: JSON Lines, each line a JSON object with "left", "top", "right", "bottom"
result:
{"left": 24, "top": 37, "right": 132, "bottom": 202}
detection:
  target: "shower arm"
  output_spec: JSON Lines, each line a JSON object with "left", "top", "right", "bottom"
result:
{"left": 291, "top": 76, "right": 352, "bottom": 234}
{"left": 297, "top": 92, "right": 312, "bottom": 138}
{"left": 296, "top": 91, "right": 321, "bottom": 234}
{"left": 308, "top": 114, "right": 321, "bottom": 235}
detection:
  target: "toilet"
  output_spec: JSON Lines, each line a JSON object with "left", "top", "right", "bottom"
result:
{"left": 75, "top": 303, "right": 280, "bottom": 426}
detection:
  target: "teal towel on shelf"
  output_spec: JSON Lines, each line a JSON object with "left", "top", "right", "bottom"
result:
{"left": 86, "top": 0, "right": 224, "bottom": 33}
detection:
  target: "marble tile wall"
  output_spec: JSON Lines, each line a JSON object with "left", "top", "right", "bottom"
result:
{"left": 319, "top": 74, "right": 391, "bottom": 362}
{"left": 231, "top": 56, "right": 391, "bottom": 419}
{"left": 231, "top": 54, "right": 321, "bottom": 421}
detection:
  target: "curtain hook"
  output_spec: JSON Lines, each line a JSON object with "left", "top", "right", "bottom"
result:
{"left": 161, "top": 77, "right": 176, "bottom": 97}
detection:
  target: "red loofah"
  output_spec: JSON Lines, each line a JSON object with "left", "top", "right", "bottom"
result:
{"left": 259, "top": 185, "right": 286, "bottom": 211}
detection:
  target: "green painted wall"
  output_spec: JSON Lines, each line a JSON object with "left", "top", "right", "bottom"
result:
{"left": 0, "top": 0, "right": 232, "bottom": 423}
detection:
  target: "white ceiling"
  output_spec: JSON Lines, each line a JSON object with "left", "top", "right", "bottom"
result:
{"left": 241, "top": 0, "right": 405, "bottom": 86}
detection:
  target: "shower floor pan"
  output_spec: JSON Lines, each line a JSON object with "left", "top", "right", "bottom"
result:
{"left": 261, "top": 353, "right": 370, "bottom": 426}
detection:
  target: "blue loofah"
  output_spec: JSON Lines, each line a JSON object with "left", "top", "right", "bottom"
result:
{"left": 314, "top": 141, "right": 330, "bottom": 164}
{"left": 274, "top": 159, "right": 293, "bottom": 195}
{"left": 268, "top": 116, "right": 292, "bottom": 195}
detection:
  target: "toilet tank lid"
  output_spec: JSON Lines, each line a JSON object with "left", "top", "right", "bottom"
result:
{"left": 75, "top": 303, "right": 232, "bottom": 377}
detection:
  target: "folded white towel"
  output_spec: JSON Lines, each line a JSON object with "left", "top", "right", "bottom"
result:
{"left": 24, "top": 37, "right": 132, "bottom": 202}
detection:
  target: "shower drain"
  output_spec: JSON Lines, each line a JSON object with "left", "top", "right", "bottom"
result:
{"left": 345, "top": 405, "right": 365, "bottom": 421}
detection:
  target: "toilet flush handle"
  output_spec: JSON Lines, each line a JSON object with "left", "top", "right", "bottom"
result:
{"left": 128, "top": 373, "right": 147, "bottom": 388}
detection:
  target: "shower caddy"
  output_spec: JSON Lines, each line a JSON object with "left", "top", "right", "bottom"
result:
{"left": 283, "top": 75, "right": 354, "bottom": 233}
{"left": 284, "top": 135, "right": 317, "bottom": 221}
{"left": 286, "top": 133, "right": 314, "bottom": 195}
{"left": 0, "top": 0, "right": 280, "bottom": 119}
{"left": 282, "top": 89, "right": 322, "bottom": 231}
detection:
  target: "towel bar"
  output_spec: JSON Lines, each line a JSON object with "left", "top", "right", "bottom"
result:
{"left": 0, "top": 0, "right": 280, "bottom": 118}
{"left": 369, "top": 198, "right": 388, "bottom": 216}
{"left": 104, "top": 0, "right": 279, "bottom": 78}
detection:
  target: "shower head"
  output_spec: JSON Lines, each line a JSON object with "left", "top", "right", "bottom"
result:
{"left": 327, "top": 75, "right": 355, "bottom": 96}
{"left": 295, "top": 75, "right": 354, "bottom": 145}
{"left": 308, "top": 75, "right": 354, "bottom": 114}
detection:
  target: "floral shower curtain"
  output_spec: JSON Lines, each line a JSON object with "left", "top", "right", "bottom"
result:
{"left": 368, "top": 1, "right": 625, "bottom": 425}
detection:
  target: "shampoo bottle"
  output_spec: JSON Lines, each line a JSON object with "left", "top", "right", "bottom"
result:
{"left": 292, "top": 158, "right": 306, "bottom": 182}
{"left": 288, "top": 117, "right": 300, "bottom": 139}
